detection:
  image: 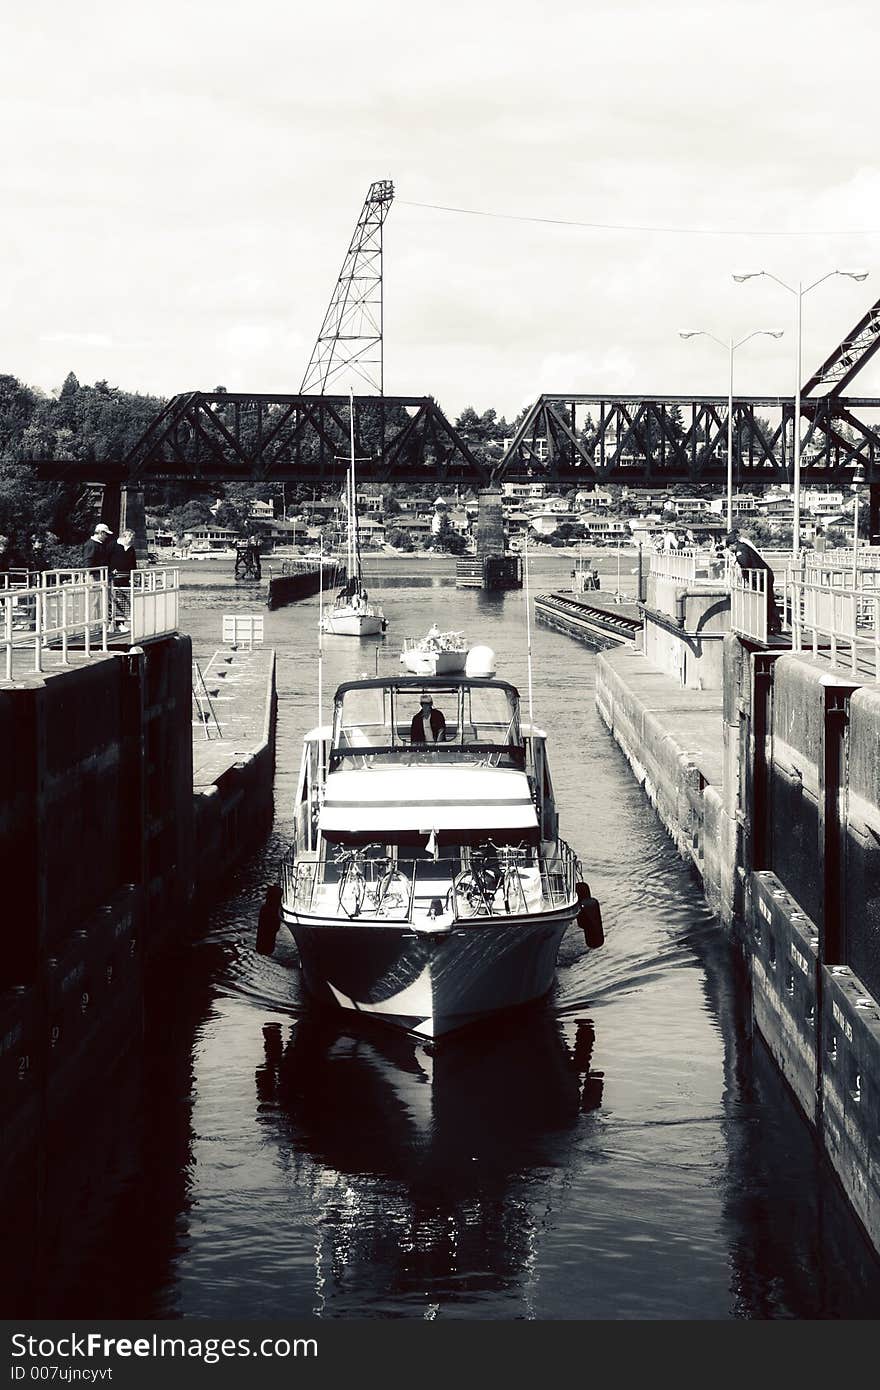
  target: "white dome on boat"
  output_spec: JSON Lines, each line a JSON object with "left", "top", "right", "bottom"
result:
{"left": 465, "top": 644, "right": 496, "bottom": 677}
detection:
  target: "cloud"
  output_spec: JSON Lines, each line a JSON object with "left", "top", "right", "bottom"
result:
{"left": 40, "top": 331, "right": 114, "bottom": 348}
{"left": 4, "top": 0, "right": 880, "bottom": 412}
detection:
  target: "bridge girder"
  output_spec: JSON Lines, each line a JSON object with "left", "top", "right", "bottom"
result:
{"left": 27, "top": 393, "right": 488, "bottom": 488}
{"left": 497, "top": 393, "right": 880, "bottom": 486}
{"left": 21, "top": 389, "right": 880, "bottom": 489}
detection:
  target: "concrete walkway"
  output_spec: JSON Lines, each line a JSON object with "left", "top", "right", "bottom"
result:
{"left": 597, "top": 645, "right": 724, "bottom": 787}
{"left": 192, "top": 646, "right": 276, "bottom": 786}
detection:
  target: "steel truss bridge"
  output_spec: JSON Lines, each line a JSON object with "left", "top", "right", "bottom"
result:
{"left": 26, "top": 386, "right": 880, "bottom": 491}
{"left": 21, "top": 179, "right": 880, "bottom": 503}
{"left": 504, "top": 392, "right": 880, "bottom": 486}
{"left": 27, "top": 393, "right": 488, "bottom": 488}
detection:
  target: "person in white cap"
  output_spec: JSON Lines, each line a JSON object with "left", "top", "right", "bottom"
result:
{"left": 83, "top": 522, "right": 115, "bottom": 572}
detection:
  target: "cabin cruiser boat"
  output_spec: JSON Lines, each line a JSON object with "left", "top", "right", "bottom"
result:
{"left": 280, "top": 673, "right": 593, "bottom": 1038}
{"left": 399, "top": 625, "right": 467, "bottom": 676}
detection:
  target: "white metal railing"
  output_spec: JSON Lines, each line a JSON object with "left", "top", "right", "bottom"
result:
{"left": 805, "top": 547, "right": 880, "bottom": 569}
{"left": 1, "top": 567, "right": 179, "bottom": 679}
{"left": 127, "top": 568, "right": 179, "bottom": 641}
{"left": 801, "top": 560, "right": 880, "bottom": 592}
{"left": 649, "top": 548, "right": 725, "bottom": 584}
{"left": 222, "top": 613, "right": 264, "bottom": 649}
{"left": 281, "top": 842, "right": 580, "bottom": 925}
{"left": 730, "top": 568, "right": 769, "bottom": 644}
{"left": 789, "top": 576, "right": 880, "bottom": 678}
{"left": 0, "top": 569, "right": 37, "bottom": 590}
{"left": 274, "top": 558, "right": 323, "bottom": 577}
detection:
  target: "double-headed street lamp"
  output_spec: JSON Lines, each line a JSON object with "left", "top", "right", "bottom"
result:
{"left": 679, "top": 329, "right": 783, "bottom": 533}
{"left": 733, "top": 269, "right": 869, "bottom": 562}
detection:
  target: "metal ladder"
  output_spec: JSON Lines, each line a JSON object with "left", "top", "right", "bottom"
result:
{"left": 192, "top": 659, "right": 223, "bottom": 739}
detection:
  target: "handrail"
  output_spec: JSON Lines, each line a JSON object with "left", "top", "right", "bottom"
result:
{"left": 789, "top": 575, "right": 880, "bottom": 679}
{"left": 1, "top": 566, "right": 180, "bottom": 679}
{"left": 730, "top": 567, "right": 769, "bottom": 644}
{"left": 280, "top": 842, "right": 579, "bottom": 923}
{"left": 649, "top": 548, "right": 724, "bottom": 584}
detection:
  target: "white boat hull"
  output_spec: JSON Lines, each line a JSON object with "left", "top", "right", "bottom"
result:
{"left": 400, "top": 649, "right": 467, "bottom": 676}
{"left": 321, "top": 608, "right": 384, "bottom": 636}
{"left": 282, "top": 908, "right": 576, "bottom": 1038}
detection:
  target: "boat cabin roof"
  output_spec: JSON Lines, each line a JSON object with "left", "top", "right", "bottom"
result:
{"left": 333, "top": 674, "right": 521, "bottom": 699}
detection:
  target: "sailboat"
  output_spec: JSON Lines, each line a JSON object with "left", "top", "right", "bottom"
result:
{"left": 320, "top": 393, "right": 387, "bottom": 637}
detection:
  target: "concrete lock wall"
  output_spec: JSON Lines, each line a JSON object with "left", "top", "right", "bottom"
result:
{"left": 595, "top": 650, "right": 737, "bottom": 926}
{"left": 821, "top": 963, "right": 880, "bottom": 1254}
{"left": 0, "top": 638, "right": 194, "bottom": 1172}
{"left": 598, "top": 629, "right": 880, "bottom": 1256}
{"left": 844, "top": 687, "right": 880, "bottom": 1001}
{"left": 746, "top": 870, "right": 821, "bottom": 1125}
{"left": 768, "top": 657, "right": 855, "bottom": 934}
{"left": 642, "top": 584, "right": 731, "bottom": 690}
{"left": 191, "top": 654, "right": 277, "bottom": 906}
{"left": 141, "top": 635, "right": 195, "bottom": 947}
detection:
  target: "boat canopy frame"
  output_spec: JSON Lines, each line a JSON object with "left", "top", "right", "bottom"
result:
{"left": 330, "top": 675, "right": 524, "bottom": 769}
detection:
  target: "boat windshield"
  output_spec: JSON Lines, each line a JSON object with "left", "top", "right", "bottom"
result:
{"left": 330, "top": 681, "right": 524, "bottom": 769}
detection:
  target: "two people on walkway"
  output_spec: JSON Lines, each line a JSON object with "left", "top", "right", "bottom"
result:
{"left": 82, "top": 524, "right": 138, "bottom": 628}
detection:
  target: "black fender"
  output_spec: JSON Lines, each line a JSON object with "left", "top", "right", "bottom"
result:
{"left": 575, "top": 881, "right": 604, "bottom": 949}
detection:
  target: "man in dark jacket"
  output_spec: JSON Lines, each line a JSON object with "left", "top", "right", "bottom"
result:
{"left": 410, "top": 693, "right": 446, "bottom": 743}
{"left": 83, "top": 522, "right": 114, "bottom": 570}
{"left": 726, "top": 529, "right": 782, "bottom": 634}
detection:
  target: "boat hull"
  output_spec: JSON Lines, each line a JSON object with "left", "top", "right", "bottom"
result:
{"left": 282, "top": 909, "right": 576, "bottom": 1038}
{"left": 400, "top": 649, "right": 467, "bottom": 676}
{"left": 321, "top": 610, "right": 384, "bottom": 636}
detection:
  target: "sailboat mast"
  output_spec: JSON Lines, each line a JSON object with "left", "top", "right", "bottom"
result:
{"left": 348, "top": 391, "right": 356, "bottom": 582}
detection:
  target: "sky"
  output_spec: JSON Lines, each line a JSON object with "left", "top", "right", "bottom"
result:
{"left": 3, "top": 0, "right": 880, "bottom": 422}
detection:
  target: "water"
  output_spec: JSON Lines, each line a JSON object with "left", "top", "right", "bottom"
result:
{"left": 9, "top": 554, "right": 880, "bottom": 1319}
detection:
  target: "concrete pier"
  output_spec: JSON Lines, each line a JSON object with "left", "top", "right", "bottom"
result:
{"left": 535, "top": 591, "right": 641, "bottom": 650}
{"left": 191, "top": 645, "right": 277, "bottom": 905}
{"left": 266, "top": 560, "right": 340, "bottom": 610}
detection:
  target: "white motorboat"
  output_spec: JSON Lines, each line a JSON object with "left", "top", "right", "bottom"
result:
{"left": 320, "top": 392, "right": 386, "bottom": 638}
{"left": 399, "top": 625, "right": 467, "bottom": 676}
{"left": 280, "top": 673, "right": 600, "bottom": 1039}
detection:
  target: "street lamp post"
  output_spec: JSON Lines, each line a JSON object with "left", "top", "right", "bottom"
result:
{"left": 679, "top": 329, "right": 783, "bottom": 533}
{"left": 733, "top": 269, "right": 869, "bottom": 563}
{"left": 852, "top": 462, "right": 865, "bottom": 587}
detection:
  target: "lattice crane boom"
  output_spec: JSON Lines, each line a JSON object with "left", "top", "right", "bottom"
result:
{"left": 802, "top": 297, "right": 880, "bottom": 397}
{"left": 300, "top": 179, "right": 394, "bottom": 395}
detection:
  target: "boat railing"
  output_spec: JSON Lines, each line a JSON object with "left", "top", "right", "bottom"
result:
{"left": 401, "top": 631, "right": 466, "bottom": 653}
{"left": 329, "top": 742, "right": 526, "bottom": 771}
{"left": 280, "top": 842, "right": 579, "bottom": 923}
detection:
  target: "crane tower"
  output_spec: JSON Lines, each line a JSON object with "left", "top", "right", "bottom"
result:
{"left": 300, "top": 179, "right": 394, "bottom": 395}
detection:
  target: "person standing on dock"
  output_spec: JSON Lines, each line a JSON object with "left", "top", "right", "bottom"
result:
{"left": 83, "top": 522, "right": 114, "bottom": 573}
{"left": 110, "top": 528, "right": 138, "bottom": 629}
{"left": 725, "top": 529, "right": 783, "bottom": 635}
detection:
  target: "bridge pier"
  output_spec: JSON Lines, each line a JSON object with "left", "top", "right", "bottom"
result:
{"left": 99, "top": 481, "right": 121, "bottom": 534}
{"left": 99, "top": 483, "right": 147, "bottom": 557}
{"left": 119, "top": 486, "right": 148, "bottom": 558}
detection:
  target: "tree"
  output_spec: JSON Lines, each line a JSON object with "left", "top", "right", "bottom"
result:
{"left": 213, "top": 501, "right": 245, "bottom": 531}
{"left": 167, "top": 499, "right": 213, "bottom": 537}
{"left": 387, "top": 526, "right": 414, "bottom": 552}
{"left": 433, "top": 515, "right": 467, "bottom": 555}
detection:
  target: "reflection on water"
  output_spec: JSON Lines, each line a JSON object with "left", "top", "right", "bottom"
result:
{"left": 255, "top": 1011, "right": 602, "bottom": 1317}
{"left": 4, "top": 557, "right": 880, "bottom": 1320}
